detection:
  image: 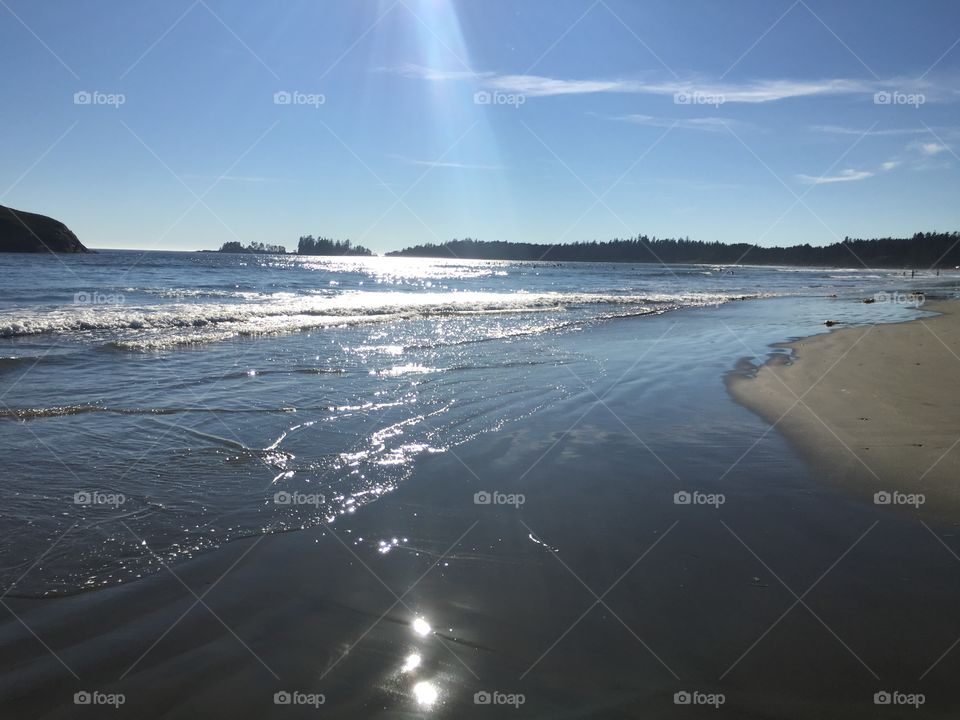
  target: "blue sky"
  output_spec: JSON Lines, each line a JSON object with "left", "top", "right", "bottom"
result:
{"left": 1, "top": 0, "right": 958, "bottom": 253}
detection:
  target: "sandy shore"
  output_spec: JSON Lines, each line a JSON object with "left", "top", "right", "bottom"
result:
{"left": 729, "top": 300, "right": 960, "bottom": 521}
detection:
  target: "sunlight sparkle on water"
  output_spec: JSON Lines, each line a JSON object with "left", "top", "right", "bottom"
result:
{"left": 412, "top": 617, "right": 431, "bottom": 636}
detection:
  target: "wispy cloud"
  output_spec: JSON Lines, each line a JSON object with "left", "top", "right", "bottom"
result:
{"left": 382, "top": 64, "right": 932, "bottom": 104}
{"left": 797, "top": 168, "right": 875, "bottom": 185}
{"left": 610, "top": 114, "right": 746, "bottom": 133}
{"left": 486, "top": 74, "right": 643, "bottom": 97}
{"left": 918, "top": 141, "right": 948, "bottom": 155}
{"left": 384, "top": 63, "right": 482, "bottom": 82}
{"left": 826, "top": 139, "right": 957, "bottom": 182}
{"left": 388, "top": 154, "right": 503, "bottom": 170}
{"left": 797, "top": 152, "right": 907, "bottom": 185}
{"left": 810, "top": 125, "right": 933, "bottom": 137}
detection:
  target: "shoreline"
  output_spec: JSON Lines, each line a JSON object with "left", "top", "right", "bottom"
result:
{"left": 728, "top": 300, "right": 960, "bottom": 522}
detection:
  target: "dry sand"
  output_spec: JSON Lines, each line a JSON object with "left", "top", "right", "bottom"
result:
{"left": 729, "top": 300, "right": 960, "bottom": 520}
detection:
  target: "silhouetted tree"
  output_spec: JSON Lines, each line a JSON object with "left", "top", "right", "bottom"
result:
{"left": 297, "top": 235, "right": 372, "bottom": 256}
{"left": 218, "top": 241, "right": 287, "bottom": 254}
{"left": 385, "top": 233, "right": 960, "bottom": 268}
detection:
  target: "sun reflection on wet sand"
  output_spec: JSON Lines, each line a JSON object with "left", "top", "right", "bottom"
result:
{"left": 401, "top": 653, "right": 421, "bottom": 673}
{"left": 412, "top": 680, "right": 439, "bottom": 708}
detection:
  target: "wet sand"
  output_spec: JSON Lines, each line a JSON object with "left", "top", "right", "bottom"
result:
{"left": 729, "top": 300, "right": 960, "bottom": 521}
{"left": 5, "top": 300, "right": 960, "bottom": 718}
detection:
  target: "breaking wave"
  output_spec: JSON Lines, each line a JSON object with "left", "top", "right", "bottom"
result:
{"left": 0, "top": 290, "right": 754, "bottom": 350}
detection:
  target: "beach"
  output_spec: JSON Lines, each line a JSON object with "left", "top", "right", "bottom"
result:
{"left": 729, "top": 300, "right": 960, "bottom": 521}
{"left": 3, "top": 0, "right": 959, "bottom": 714}
{"left": 4, "top": 286, "right": 960, "bottom": 718}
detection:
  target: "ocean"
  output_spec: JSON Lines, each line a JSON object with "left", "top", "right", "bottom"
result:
{"left": 0, "top": 250, "right": 948, "bottom": 596}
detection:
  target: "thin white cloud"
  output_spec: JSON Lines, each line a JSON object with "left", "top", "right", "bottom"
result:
{"left": 797, "top": 168, "right": 875, "bottom": 184}
{"left": 388, "top": 154, "right": 503, "bottom": 170}
{"left": 810, "top": 125, "right": 932, "bottom": 137}
{"left": 795, "top": 132, "right": 955, "bottom": 185}
{"left": 830, "top": 140, "right": 955, "bottom": 182}
{"left": 384, "top": 63, "right": 484, "bottom": 82}
{"left": 919, "top": 142, "right": 948, "bottom": 155}
{"left": 381, "top": 64, "right": 927, "bottom": 104}
{"left": 486, "top": 74, "right": 638, "bottom": 97}
{"left": 611, "top": 114, "right": 744, "bottom": 133}
{"left": 485, "top": 71, "right": 874, "bottom": 103}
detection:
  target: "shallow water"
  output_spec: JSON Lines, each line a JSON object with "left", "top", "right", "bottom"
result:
{"left": 0, "top": 251, "right": 952, "bottom": 595}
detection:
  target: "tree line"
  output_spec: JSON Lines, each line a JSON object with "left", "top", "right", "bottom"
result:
{"left": 217, "top": 236, "right": 373, "bottom": 256}
{"left": 386, "top": 232, "right": 960, "bottom": 268}
{"left": 296, "top": 236, "right": 372, "bottom": 256}
{"left": 218, "top": 241, "right": 288, "bottom": 255}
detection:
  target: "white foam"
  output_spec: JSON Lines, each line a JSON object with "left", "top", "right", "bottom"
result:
{"left": 0, "top": 290, "right": 755, "bottom": 349}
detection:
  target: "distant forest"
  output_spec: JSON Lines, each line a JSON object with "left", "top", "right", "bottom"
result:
{"left": 386, "top": 233, "right": 960, "bottom": 268}
{"left": 218, "top": 241, "right": 288, "bottom": 254}
{"left": 297, "top": 236, "right": 372, "bottom": 256}
{"left": 217, "top": 236, "right": 373, "bottom": 256}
